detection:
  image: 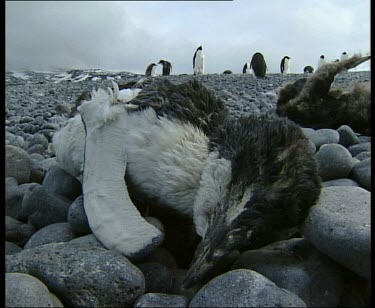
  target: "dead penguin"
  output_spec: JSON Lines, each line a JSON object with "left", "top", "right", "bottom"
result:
{"left": 250, "top": 52, "right": 267, "bottom": 77}
{"left": 277, "top": 54, "right": 371, "bottom": 135}
{"left": 193, "top": 46, "right": 205, "bottom": 75}
{"left": 53, "top": 78, "right": 321, "bottom": 289}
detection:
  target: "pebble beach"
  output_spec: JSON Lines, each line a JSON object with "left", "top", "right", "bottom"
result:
{"left": 5, "top": 69, "right": 371, "bottom": 307}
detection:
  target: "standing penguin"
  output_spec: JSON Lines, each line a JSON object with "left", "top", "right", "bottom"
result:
{"left": 280, "top": 56, "right": 291, "bottom": 74}
{"left": 158, "top": 60, "right": 172, "bottom": 76}
{"left": 145, "top": 63, "right": 157, "bottom": 77}
{"left": 317, "top": 55, "right": 326, "bottom": 69}
{"left": 243, "top": 62, "right": 251, "bottom": 74}
{"left": 250, "top": 52, "right": 267, "bottom": 78}
{"left": 340, "top": 52, "right": 349, "bottom": 61}
{"left": 193, "top": 46, "right": 205, "bottom": 75}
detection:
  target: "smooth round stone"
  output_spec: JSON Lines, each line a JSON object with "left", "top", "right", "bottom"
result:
{"left": 6, "top": 177, "right": 24, "bottom": 219}
{"left": 6, "top": 145, "right": 33, "bottom": 184}
{"left": 322, "top": 178, "right": 359, "bottom": 188}
{"left": 29, "top": 133, "right": 49, "bottom": 148}
{"left": 355, "top": 151, "right": 371, "bottom": 161}
{"left": 358, "top": 135, "right": 371, "bottom": 143}
{"left": 6, "top": 273, "right": 54, "bottom": 307}
{"left": 6, "top": 242, "right": 145, "bottom": 307}
{"left": 19, "top": 184, "right": 71, "bottom": 230}
{"left": 189, "top": 269, "right": 307, "bottom": 307}
{"left": 348, "top": 142, "right": 371, "bottom": 157}
{"left": 139, "top": 247, "right": 178, "bottom": 269}
{"left": 134, "top": 293, "right": 189, "bottom": 307}
{"left": 30, "top": 153, "right": 45, "bottom": 162}
{"left": 69, "top": 234, "right": 105, "bottom": 249}
{"left": 314, "top": 144, "right": 354, "bottom": 181}
{"left": 349, "top": 158, "right": 371, "bottom": 191}
{"left": 38, "top": 157, "right": 59, "bottom": 171}
{"left": 309, "top": 128, "right": 339, "bottom": 148}
{"left": 24, "top": 222, "right": 77, "bottom": 249}
{"left": 137, "top": 262, "right": 174, "bottom": 294}
{"left": 42, "top": 166, "right": 82, "bottom": 201}
{"left": 23, "top": 123, "right": 35, "bottom": 133}
{"left": 337, "top": 125, "right": 360, "bottom": 148}
{"left": 6, "top": 241, "right": 22, "bottom": 255}
{"left": 67, "top": 195, "right": 92, "bottom": 236}
{"left": 50, "top": 293, "right": 64, "bottom": 307}
{"left": 6, "top": 216, "right": 36, "bottom": 247}
{"left": 232, "top": 238, "right": 345, "bottom": 307}
{"left": 19, "top": 116, "right": 35, "bottom": 123}
{"left": 27, "top": 144, "right": 46, "bottom": 155}
{"left": 302, "top": 186, "right": 370, "bottom": 280}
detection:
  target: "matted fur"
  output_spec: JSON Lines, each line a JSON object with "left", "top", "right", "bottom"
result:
{"left": 277, "top": 54, "right": 371, "bottom": 135}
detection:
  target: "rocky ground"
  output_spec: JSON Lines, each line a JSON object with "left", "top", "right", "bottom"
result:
{"left": 5, "top": 69, "right": 371, "bottom": 307}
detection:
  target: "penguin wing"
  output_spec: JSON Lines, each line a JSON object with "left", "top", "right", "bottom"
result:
{"left": 280, "top": 60, "right": 284, "bottom": 73}
{"left": 193, "top": 51, "right": 197, "bottom": 68}
{"left": 243, "top": 64, "right": 247, "bottom": 74}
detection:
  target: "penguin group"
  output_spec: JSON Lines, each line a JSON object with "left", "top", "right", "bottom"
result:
{"left": 144, "top": 49, "right": 362, "bottom": 77}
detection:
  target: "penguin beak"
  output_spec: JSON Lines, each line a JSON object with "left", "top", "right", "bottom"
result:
{"left": 182, "top": 239, "right": 240, "bottom": 289}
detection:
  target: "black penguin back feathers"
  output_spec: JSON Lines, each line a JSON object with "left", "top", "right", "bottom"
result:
{"left": 250, "top": 52, "right": 267, "bottom": 77}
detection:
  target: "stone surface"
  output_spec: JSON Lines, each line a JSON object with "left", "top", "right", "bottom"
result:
{"left": 349, "top": 158, "right": 371, "bottom": 191}
{"left": 347, "top": 142, "right": 371, "bottom": 157}
{"left": 189, "top": 269, "right": 307, "bottom": 307}
{"left": 19, "top": 184, "right": 71, "bottom": 230}
{"left": 232, "top": 238, "right": 345, "bottom": 307}
{"left": 6, "top": 177, "right": 24, "bottom": 219}
{"left": 6, "top": 273, "right": 54, "bottom": 307}
{"left": 134, "top": 293, "right": 189, "bottom": 307}
{"left": 302, "top": 186, "right": 370, "bottom": 280}
{"left": 309, "top": 129, "right": 340, "bottom": 149}
{"left": 6, "top": 242, "right": 145, "bottom": 307}
{"left": 6, "top": 216, "right": 36, "bottom": 247}
{"left": 69, "top": 233, "right": 105, "bottom": 249}
{"left": 322, "top": 178, "right": 359, "bottom": 188}
{"left": 137, "top": 262, "right": 174, "bottom": 294}
{"left": 337, "top": 125, "right": 360, "bottom": 148}
{"left": 314, "top": 143, "right": 354, "bottom": 181}
{"left": 6, "top": 145, "right": 33, "bottom": 184}
{"left": 24, "top": 222, "right": 77, "bottom": 249}
{"left": 6, "top": 241, "right": 23, "bottom": 255}
{"left": 67, "top": 195, "right": 92, "bottom": 236}
{"left": 42, "top": 165, "right": 82, "bottom": 201}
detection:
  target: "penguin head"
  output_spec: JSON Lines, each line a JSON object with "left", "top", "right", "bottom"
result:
{"left": 197, "top": 46, "right": 203, "bottom": 51}
{"left": 158, "top": 60, "right": 165, "bottom": 65}
{"left": 284, "top": 56, "right": 291, "bottom": 60}
{"left": 320, "top": 55, "right": 325, "bottom": 59}
{"left": 342, "top": 52, "right": 347, "bottom": 56}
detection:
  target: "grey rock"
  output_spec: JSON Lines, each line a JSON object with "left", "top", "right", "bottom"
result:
{"left": 42, "top": 166, "right": 82, "bottom": 201}
{"left": 29, "top": 132, "right": 49, "bottom": 148}
{"left": 169, "top": 269, "right": 199, "bottom": 300}
{"left": 189, "top": 269, "right": 307, "bottom": 307}
{"left": 50, "top": 293, "right": 64, "bottom": 307}
{"left": 322, "top": 178, "right": 359, "bottom": 188}
{"left": 6, "top": 216, "right": 36, "bottom": 247}
{"left": 307, "top": 139, "right": 316, "bottom": 154}
{"left": 27, "top": 143, "right": 46, "bottom": 154}
{"left": 232, "top": 238, "right": 345, "bottom": 307}
{"left": 348, "top": 142, "right": 371, "bottom": 157}
{"left": 302, "top": 186, "right": 370, "bottom": 280}
{"left": 134, "top": 293, "right": 189, "bottom": 307}
{"left": 6, "top": 177, "right": 24, "bottom": 219}
{"left": 139, "top": 247, "right": 178, "bottom": 269}
{"left": 6, "top": 145, "right": 33, "bottom": 184}
{"left": 137, "top": 262, "right": 174, "bottom": 294}
{"left": 38, "top": 157, "right": 59, "bottom": 171}
{"left": 19, "top": 184, "right": 71, "bottom": 230}
{"left": 6, "top": 242, "right": 145, "bottom": 307}
{"left": 6, "top": 241, "right": 22, "bottom": 255}
{"left": 24, "top": 222, "right": 77, "bottom": 249}
{"left": 29, "top": 160, "right": 46, "bottom": 184}
{"left": 349, "top": 158, "right": 371, "bottom": 191}
{"left": 67, "top": 195, "right": 91, "bottom": 236}
{"left": 20, "top": 116, "right": 35, "bottom": 123}
{"left": 30, "top": 153, "right": 46, "bottom": 162}
{"left": 337, "top": 125, "right": 360, "bottom": 148}
{"left": 310, "top": 128, "right": 339, "bottom": 149}
{"left": 314, "top": 144, "right": 354, "bottom": 181}
{"left": 6, "top": 273, "right": 54, "bottom": 307}
{"left": 358, "top": 135, "right": 371, "bottom": 143}
{"left": 69, "top": 234, "right": 105, "bottom": 248}
{"left": 355, "top": 151, "right": 371, "bottom": 161}
{"left": 145, "top": 216, "right": 165, "bottom": 233}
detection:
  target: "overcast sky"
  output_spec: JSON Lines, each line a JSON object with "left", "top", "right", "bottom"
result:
{"left": 6, "top": 0, "right": 371, "bottom": 74}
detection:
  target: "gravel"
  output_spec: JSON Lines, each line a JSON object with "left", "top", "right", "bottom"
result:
{"left": 5, "top": 69, "right": 371, "bottom": 307}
